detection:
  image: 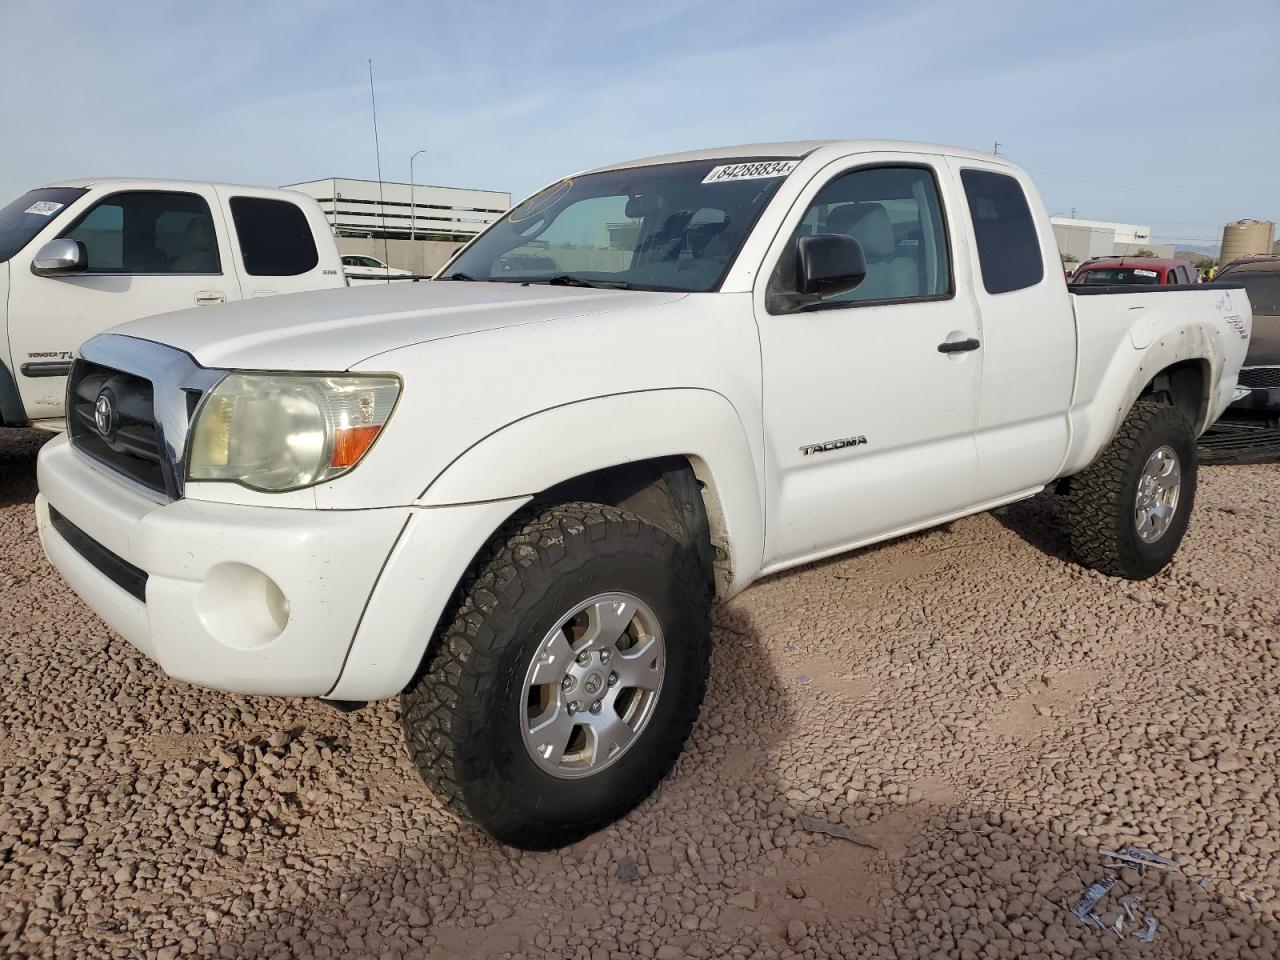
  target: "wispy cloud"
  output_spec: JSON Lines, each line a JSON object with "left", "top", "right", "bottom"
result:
{"left": 1, "top": 0, "right": 1276, "bottom": 240}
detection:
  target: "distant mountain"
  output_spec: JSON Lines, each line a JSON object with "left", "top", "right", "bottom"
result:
{"left": 1167, "top": 241, "right": 1221, "bottom": 261}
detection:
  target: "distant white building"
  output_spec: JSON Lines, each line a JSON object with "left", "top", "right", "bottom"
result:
{"left": 1051, "top": 217, "right": 1173, "bottom": 262}
{"left": 285, "top": 178, "right": 509, "bottom": 242}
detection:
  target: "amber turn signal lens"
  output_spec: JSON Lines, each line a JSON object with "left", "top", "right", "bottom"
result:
{"left": 331, "top": 424, "right": 382, "bottom": 468}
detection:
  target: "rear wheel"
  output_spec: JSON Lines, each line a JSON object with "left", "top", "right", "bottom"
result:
{"left": 1064, "top": 399, "right": 1198, "bottom": 580}
{"left": 401, "top": 501, "right": 712, "bottom": 849}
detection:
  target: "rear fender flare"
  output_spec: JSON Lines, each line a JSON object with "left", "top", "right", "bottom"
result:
{"left": 1064, "top": 325, "right": 1221, "bottom": 476}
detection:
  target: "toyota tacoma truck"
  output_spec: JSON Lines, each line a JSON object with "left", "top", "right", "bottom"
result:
{"left": 0, "top": 178, "right": 346, "bottom": 431}
{"left": 34, "top": 141, "right": 1250, "bottom": 849}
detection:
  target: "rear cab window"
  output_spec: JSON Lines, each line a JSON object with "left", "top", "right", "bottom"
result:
{"left": 959, "top": 169, "right": 1044, "bottom": 294}
{"left": 229, "top": 197, "right": 318, "bottom": 276}
{"left": 1076, "top": 267, "right": 1161, "bottom": 285}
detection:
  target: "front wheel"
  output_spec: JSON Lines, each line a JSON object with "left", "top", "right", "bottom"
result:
{"left": 401, "top": 501, "right": 712, "bottom": 849}
{"left": 1064, "top": 399, "right": 1198, "bottom": 580}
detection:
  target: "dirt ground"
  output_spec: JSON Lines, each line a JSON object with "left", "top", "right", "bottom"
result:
{"left": 1, "top": 426, "right": 1277, "bottom": 959}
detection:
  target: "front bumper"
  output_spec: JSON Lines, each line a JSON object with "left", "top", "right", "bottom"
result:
{"left": 37, "top": 436, "right": 526, "bottom": 699}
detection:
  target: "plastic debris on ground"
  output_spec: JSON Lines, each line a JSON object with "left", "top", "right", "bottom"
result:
{"left": 1134, "top": 917, "right": 1158, "bottom": 942}
{"left": 794, "top": 814, "right": 877, "bottom": 849}
{"left": 1066, "top": 875, "right": 1117, "bottom": 929}
{"left": 1062, "top": 845, "right": 1180, "bottom": 942}
{"left": 1100, "top": 845, "right": 1179, "bottom": 876}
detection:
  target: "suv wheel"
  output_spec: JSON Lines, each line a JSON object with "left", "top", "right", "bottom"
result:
{"left": 401, "top": 501, "right": 712, "bottom": 849}
{"left": 1065, "top": 399, "right": 1198, "bottom": 580}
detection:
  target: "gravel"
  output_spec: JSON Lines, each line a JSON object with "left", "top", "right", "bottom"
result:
{"left": 2, "top": 426, "right": 1278, "bottom": 959}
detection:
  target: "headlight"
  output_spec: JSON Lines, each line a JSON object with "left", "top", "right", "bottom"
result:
{"left": 188, "top": 373, "right": 401, "bottom": 492}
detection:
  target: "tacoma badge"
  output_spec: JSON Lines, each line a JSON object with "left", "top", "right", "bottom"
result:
{"left": 800, "top": 435, "right": 867, "bottom": 456}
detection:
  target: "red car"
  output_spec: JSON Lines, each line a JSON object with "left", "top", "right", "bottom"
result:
{"left": 1071, "top": 256, "right": 1198, "bottom": 286}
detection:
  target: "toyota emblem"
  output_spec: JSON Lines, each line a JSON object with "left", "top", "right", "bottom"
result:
{"left": 94, "top": 391, "right": 115, "bottom": 438}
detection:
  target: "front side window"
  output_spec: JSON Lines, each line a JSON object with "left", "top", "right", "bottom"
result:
{"left": 59, "top": 191, "right": 219, "bottom": 274}
{"left": 443, "top": 158, "right": 796, "bottom": 292}
{"left": 229, "top": 197, "right": 318, "bottom": 276}
{"left": 960, "top": 169, "right": 1044, "bottom": 294}
{"left": 0, "top": 187, "right": 86, "bottom": 262}
{"left": 770, "top": 165, "right": 952, "bottom": 307}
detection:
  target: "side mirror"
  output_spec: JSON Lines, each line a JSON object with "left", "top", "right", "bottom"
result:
{"left": 796, "top": 234, "right": 866, "bottom": 298}
{"left": 31, "top": 238, "right": 88, "bottom": 276}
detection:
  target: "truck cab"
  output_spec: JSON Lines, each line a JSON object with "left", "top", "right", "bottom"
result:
{"left": 0, "top": 179, "right": 345, "bottom": 430}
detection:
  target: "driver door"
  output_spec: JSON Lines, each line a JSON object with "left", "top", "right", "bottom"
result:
{"left": 754, "top": 153, "right": 984, "bottom": 568}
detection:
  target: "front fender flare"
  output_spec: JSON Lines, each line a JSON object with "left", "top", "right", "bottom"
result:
{"left": 0, "top": 357, "right": 26, "bottom": 428}
{"left": 419, "top": 388, "right": 765, "bottom": 596}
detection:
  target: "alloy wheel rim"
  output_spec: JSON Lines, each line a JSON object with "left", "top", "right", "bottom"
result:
{"left": 1134, "top": 445, "right": 1182, "bottom": 543}
{"left": 520, "top": 592, "right": 666, "bottom": 779}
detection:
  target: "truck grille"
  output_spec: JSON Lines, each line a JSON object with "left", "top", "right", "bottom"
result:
{"left": 67, "top": 359, "right": 174, "bottom": 496}
{"left": 1239, "top": 367, "right": 1280, "bottom": 390}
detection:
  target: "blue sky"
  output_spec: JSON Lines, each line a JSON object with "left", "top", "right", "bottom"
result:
{"left": 2, "top": 0, "right": 1277, "bottom": 247}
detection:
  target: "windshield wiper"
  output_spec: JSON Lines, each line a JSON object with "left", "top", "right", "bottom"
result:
{"left": 440, "top": 271, "right": 476, "bottom": 281}
{"left": 540, "top": 274, "right": 632, "bottom": 289}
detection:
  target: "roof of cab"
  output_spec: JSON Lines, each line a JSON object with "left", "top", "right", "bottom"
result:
{"left": 1077, "top": 257, "right": 1192, "bottom": 270}
{"left": 1218, "top": 255, "right": 1280, "bottom": 274}
{"left": 38, "top": 176, "right": 308, "bottom": 195}
{"left": 587, "top": 139, "right": 1014, "bottom": 173}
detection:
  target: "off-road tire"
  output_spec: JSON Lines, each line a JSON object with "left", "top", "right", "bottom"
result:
{"left": 1065, "top": 399, "right": 1197, "bottom": 580}
{"left": 401, "top": 501, "right": 712, "bottom": 849}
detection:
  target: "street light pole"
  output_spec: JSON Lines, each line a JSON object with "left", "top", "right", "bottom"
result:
{"left": 409, "top": 149, "right": 426, "bottom": 244}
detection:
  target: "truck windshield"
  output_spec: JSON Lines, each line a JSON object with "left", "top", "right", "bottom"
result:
{"left": 1075, "top": 267, "right": 1162, "bottom": 285}
{"left": 0, "top": 187, "right": 87, "bottom": 263}
{"left": 441, "top": 159, "right": 797, "bottom": 292}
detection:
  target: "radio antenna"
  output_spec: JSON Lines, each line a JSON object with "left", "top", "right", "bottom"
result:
{"left": 368, "top": 59, "right": 391, "bottom": 270}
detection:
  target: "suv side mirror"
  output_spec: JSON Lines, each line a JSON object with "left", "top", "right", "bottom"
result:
{"left": 31, "top": 238, "right": 88, "bottom": 276}
{"left": 797, "top": 234, "right": 866, "bottom": 298}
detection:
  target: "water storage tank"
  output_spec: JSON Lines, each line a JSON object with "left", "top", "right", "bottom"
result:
{"left": 1219, "top": 219, "right": 1275, "bottom": 265}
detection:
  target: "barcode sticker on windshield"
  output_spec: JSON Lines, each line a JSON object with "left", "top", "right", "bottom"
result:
{"left": 24, "top": 201, "right": 63, "bottom": 216}
{"left": 702, "top": 161, "right": 799, "bottom": 184}
{"left": 1134, "top": 269, "right": 1158, "bottom": 277}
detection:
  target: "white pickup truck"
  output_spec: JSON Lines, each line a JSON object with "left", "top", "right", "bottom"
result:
{"left": 0, "top": 178, "right": 345, "bottom": 430}
{"left": 35, "top": 141, "right": 1250, "bottom": 849}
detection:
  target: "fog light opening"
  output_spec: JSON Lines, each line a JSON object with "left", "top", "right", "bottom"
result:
{"left": 196, "top": 563, "right": 291, "bottom": 651}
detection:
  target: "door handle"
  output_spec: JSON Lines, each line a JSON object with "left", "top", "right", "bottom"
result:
{"left": 195, "top": 290, "right": 225, "bottom": 305}
{"left": 937, "top": 337, "right": 980, "bottom": 354}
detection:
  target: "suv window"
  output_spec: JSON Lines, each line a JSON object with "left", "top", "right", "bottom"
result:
{"left": 772, "top": 165, "right": 952, "bottom": 307}
{"left": 229, "top": 197, "right": 318, "bottom": 276}
{"left": 60, "top": 191, "right": 219, "bottom": 274}
{"left": 959, "top": 170, "right": 1043, "bottom": 294}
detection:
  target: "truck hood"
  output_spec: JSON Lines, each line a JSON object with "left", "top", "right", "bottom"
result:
{"left": 111, "top": 281, "right": 686, "bottom": 371}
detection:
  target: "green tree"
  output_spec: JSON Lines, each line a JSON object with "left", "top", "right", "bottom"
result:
{"left": 1134, "top": 248, "right": 1156, "bottom": 257}
{"left": 1195, "top": 258, "right": 1215, "bottom": 271}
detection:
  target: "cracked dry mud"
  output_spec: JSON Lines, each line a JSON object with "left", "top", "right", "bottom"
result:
{"left": 1, "top": 426, "right": 1277, "bottom": 959}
